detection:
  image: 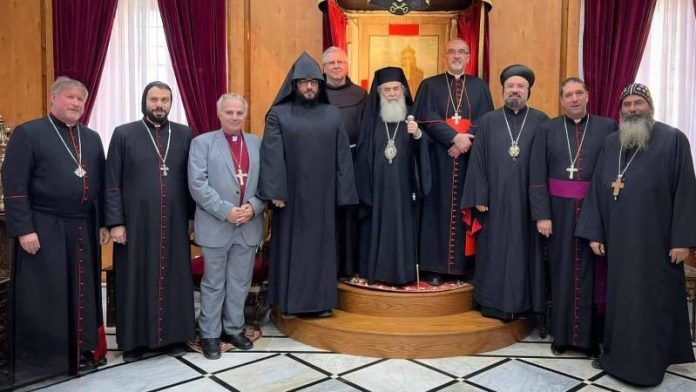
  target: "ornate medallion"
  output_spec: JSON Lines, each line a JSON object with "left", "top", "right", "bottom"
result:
{"left": 384, "top": 140, "right": 397, "bottom": 164}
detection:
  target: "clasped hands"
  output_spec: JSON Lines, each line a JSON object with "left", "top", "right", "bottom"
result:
{"left": 227, "top": 203, "right": 254, "bottom": 226}
{"left": 448, "top": 133, "right": 475, "bottom": 158}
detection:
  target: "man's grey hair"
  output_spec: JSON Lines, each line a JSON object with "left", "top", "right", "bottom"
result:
{"left": 322, "top": 46, "right": 347, "bottom": 64}
{"left": 51, "top": 76, "right": 88, "bottom": 98}
{"left": 217, "top": 93, "right": 248, "bottom": 115}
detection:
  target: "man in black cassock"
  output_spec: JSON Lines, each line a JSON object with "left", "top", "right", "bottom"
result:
{"left": 529, "top": 77, "right": 616, "bottom": 356}
{"left": 105, "top": 81, "right": 195, "bottom": 362}
{"left": 576, "top": 83, "right": 696, "bottom": 386}
{"left": 2, "top": 77, "right": 109, "bottom": 384}
{"left": 260, "top": 52, "right": 357, "bottom": 318}
{"left": 354, "top": 67, "right": 430, "bottom": 285}
{"left": 322, "top": 46, "right": 368, "bottom": 278}
{"left": 413, "top": 38, "right": 493, "bottom": 286}
{"left": 461, "top": 65, "right": 549, "bottom": 320}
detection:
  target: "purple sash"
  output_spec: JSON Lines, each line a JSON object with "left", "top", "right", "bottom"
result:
{"left": 548, "top": 178, "right": 591, "bottom": 199}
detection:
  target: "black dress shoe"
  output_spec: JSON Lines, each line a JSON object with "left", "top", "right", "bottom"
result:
{"left": 166, "top": 342, "right": 188, "bottom": 357}
{"left": 591, "top": 358, "right": 602, "bottom": 370}
{"left": 201, "top": 338, "right": 221, "bottom": 360}
{"left": 78, "top": 352, "right": 98, "bottom": 376}
{"left": 228, "top": 332, "right": 253, "bottom": 350}
{"left": 550, "top": 342, "right": 566, "bottom": 355}
{"left": 123, "top": 347, "right": 145, "bottom": 363}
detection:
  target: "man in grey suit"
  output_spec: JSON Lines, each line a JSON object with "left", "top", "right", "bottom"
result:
{"left": 188, "top": 93, "right": 264, "bottom": 360}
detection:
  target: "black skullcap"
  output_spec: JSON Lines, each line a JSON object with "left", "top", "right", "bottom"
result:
{"left": 620, "top": 83, "right": 653, "bottom": 108}
{"left": 500, "top": 64, "right": 535, "bottom": 87}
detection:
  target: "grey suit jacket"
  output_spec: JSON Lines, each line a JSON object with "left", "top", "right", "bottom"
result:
{"left": 188, "top": 130, "right": 264, "bottom": 248}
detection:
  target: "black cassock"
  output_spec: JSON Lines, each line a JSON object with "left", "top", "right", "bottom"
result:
{"left": 576, "top": 122, "right": 696, "bottom": 386}
{"left": 326, "top": 77, "right": 368, "bottom": 277}
{"left": 105, "top": 120, "right": 195, "bottom": 351}
{"left": 260, "top": 102, "right": 357, "bottom": 314}
{"left": 414, "top": 73, "right": 493, "bottom": 275}
{"left": 461, "top": 106, "right": 548, "bottom": 319}
{"left": 2, "top": 115, "right": 105, "bottom": 384}
{"left": 529, "top": 115, "right": 616, "bottom": 349}
{"left": 354, "top": 115, "right": 431, "bottom": 285}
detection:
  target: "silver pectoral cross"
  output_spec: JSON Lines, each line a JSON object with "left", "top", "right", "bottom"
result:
{"left": 236, "top": 167, "right": 248, "bottom": 186}
{"left": 566, "top": 164, "right": 578, "bottom": 179}
{"left": 451, "top": 112, "right": 461, "bottom": 125}
{"left": 160, "top": 164, "right": 169, "bottom": 176}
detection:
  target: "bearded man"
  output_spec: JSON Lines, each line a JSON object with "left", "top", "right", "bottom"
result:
{"left": 576, "top": 83, "right": 696, "bottom": 386}
{"left": 354, "top": 67, "right": 430, "bottom": 285}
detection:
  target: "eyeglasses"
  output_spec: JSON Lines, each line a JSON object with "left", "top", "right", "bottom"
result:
{"left": 446, "top": 49, "right": 470, "bottom": 56}
{"left": 297, "top": 79, "right": 319, "bottom": 87}
{"left": 323, "top": 60, "right": 346, "bottom": 66}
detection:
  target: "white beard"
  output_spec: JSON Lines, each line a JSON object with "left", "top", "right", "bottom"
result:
{"left": 619, "top": 113, "right": 653, "bottom": 151}
{"left": 379, "top": 94, "right": 407, "bottom": 123}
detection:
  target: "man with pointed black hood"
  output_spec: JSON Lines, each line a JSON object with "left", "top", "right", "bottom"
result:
{"left": 322, "top": 46, "right": 368, "bottom": 278}
{"left": 105, "top": 81, "right": 195, "bottom": 361}
{"left": 354, "top": 67, "right": 431, "bottom": 285}
{"left": 461, "top": 65, "right": 549, "bottom": 320}
{"left": 260, "top": 52, "right": 358, "bottom": 318}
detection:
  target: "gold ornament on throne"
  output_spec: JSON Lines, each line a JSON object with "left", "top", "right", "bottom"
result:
{"left": 0, "top": 116, "right": 13, "bottom": 212}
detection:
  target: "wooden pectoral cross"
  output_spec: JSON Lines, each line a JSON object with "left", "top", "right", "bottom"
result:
{"left": 451, "top": 112, "right": 461, "bottom": 125}
{"left": 236, "top": 167, "right": 248, "bottom": 186}
{"left": 611, "top": 175, "right": 624, "bottom": 200}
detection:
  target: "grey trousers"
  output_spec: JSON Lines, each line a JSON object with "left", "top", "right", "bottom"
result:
{"left": 199, "top": 234, "right": 256, "bottom": 338}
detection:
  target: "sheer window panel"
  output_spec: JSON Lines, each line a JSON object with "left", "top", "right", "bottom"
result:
{"left": 635, "top": 0, "right": 696, "bottom": 166}
{"left": 88, "top": 0, "right": 188, "bottom": 154}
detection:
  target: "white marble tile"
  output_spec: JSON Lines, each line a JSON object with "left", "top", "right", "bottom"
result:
{"left": 102, "top": 351, "right": 124, "bottom": 368}
{"left": 216, "top": 354, "right": 326, "bottom": 392}
{"left": 573, "top": 384, "right": 609, "bottom": 391}
{"left": 40, "top": 355, "right": 202, "bottom": 392}
{"left": 297, "top": 378, "right": 360, "bottom": 391}
{"left": 261, "top": 320, "right": 285, "bottom": 337}
{"left": 522, "top": 328, "right": 554, "bottom": 343}
{"left": 252, "top": 336, "right": 328, "bottom": 352}
{"left": 594, "top": 372, "right": 696, "bottom": 391}
{"left": 181, "top": 351, "right": 275, "bottom": 374}
{"left": 667, "top": 348, "right": 696, "bottom": 379}
{"left": 437, "top": 382, "right": 489, "bottom": 391}
{"left": 522, "top": 358, "right": 601, "bottom": 380}
{"left": 341, "top": 359, "right": 453, "bottom": 392}
{"left": 416, "top": 356, "right": 506, "bottom": 378}
{"left": 467, "top": 359, "right": 582, "bottom": 392}
{"left": 161, "top": 376, "right": 230, "bottom": 391}
{"left": 292, "top": 353, "right": 380, "bottom": 375}
{"left": 480, "top": 342, "right": 581, "bottom": 358}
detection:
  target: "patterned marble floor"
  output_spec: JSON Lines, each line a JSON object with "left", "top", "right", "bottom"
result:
{"left": 14, "top": 290, "right": 696, "bottom": 392}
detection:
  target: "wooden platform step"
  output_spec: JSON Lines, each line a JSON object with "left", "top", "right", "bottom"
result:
{"left": 337, "top": 282, "right": 474, "bottom": 317}
{"left": 274, "top": 309, "right": 532, "bottom": 359}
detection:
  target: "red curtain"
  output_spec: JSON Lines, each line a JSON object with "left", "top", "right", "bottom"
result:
{"left": 158, "top": 0, "right": 227, "bottom": 135}
{"left": 319, "top": 0, "right": 348, "bottom": 51}
{"left": 52, "top": 0, "right": 118, "bottom": 124}
{"left": 457, "top": 1, "right": 491, "bottom": 82}
{"left": 583, "top": 0, "right": 656, "bottom": 119}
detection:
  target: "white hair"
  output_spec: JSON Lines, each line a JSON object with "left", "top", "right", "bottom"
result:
{"left": 217, "top": 93, "right": 248, "bottom": 114}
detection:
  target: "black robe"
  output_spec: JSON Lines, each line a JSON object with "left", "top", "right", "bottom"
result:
{"left": 414, "top": 72, "right": 493, "bottom": 275}
{"left": 2, "top": 115, "right": 105, "bottom": 385}
{"left": 461, "top": 106, "right": 549, "bottom": 319}
{"left": 326, "top": 77, "right": 368, "bottom": 277}
{"left": 105, "top": 119, "right": 195, "bottom": 351}
{"left": 354, "top": 114, "right": 431, "bottom": 285}
{"left": 260, "top": 102, "right": 358, "bottom": 314}
{"left": 529, "top": 115, "right": 616, "bottom": 349}
{"left": 575, "top": 122, "right": 696, "bottom": 386}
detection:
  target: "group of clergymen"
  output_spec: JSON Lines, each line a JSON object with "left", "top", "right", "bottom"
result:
{"left": 3, "top": 37, "right": 695, "bottom": 388}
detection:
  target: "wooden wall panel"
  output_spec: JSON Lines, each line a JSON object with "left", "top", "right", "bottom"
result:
{"left": 0, "top": 0, "right": 50, "bottom": 127}
{"left": 488, "top": 0, "right": 563, "bottom": 116}
{"left": 247, "top": 0, "right": 323, "bottom": 135}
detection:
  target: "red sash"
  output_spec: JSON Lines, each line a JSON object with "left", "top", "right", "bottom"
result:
{"left": 446, "top": 117, "right": 471, "bottom": 134}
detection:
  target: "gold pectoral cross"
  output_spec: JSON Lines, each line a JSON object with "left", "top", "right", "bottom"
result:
{"left": 236, "top": 167, "right": 248, "bottom": 186}
{"left": 611, "top": 175, "right": 624, "bottom": 200}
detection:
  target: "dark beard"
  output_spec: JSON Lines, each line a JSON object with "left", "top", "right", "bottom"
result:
{"left": 505, "top": 96, "right": 525, "bottom": 111}
{"left": 145, "top": 110, "right": 169, "bottom": 125}
{"left": 295, "top": 90, "right": 319, "bottom": 106}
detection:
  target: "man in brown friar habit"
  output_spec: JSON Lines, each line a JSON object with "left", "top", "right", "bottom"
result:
{"left": 413, "top": 38, "right": 493, "bottom": 286}
{"left": 105, "top": 81, "right": 195, "bottom": 362}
